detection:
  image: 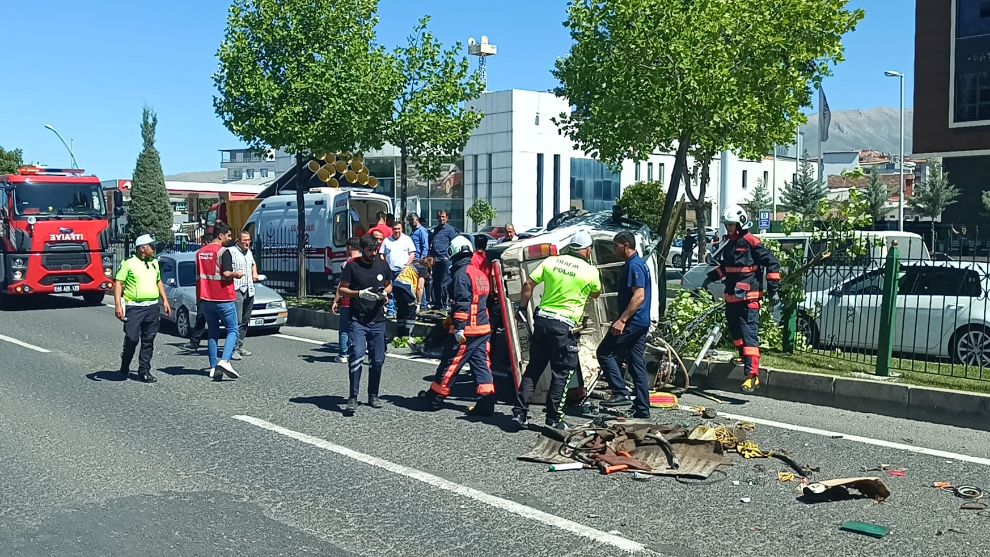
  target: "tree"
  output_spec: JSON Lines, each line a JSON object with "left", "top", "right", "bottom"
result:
{"left": 553, "top": 0, "right": 863, "bottom": 294}
{"left": 214, "top": 0, "right": 401, "bottom": 296}
{"left": 863, "top": 165, "right": 889, "bottom": 228}
{"left": 389, "top": 17, "right": 484, "bottom": 222}
{"left": 125, "top": 107, "right": 173, "bottom": 244}
{"left": 781, "top": 153, "right": 827, "bottom": 219}
{"left": 615, "top": 181, "right": 667, "bottom": 236}
{"left": 746, "top": 177, "right": 774, "bottom": 217}
{"left": 466, "top": 199, "right": 497, "bottom": 230}
{"left": 0, "top": 145, "right": 24, "bottom": 175}
{"left": 908, "top": 160, "right": 961, "bottom": 250}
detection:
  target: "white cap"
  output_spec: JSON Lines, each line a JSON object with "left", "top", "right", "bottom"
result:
{"left": 568, "top": 231, "right": 593, "bottom": 249}
{"left": 134, "top": 234, "right": 155, "bottom": 247}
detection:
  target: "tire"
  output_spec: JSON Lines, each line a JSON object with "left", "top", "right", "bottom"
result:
{"left": 176, "top": 307, "right": 191, "bottom": 338}
{"left": 951, "top": 325, "right": 990, "bottom": 367}
{"left": 796, "top": 312, "right": 820, "bottom": 348}
{"left": 81, "top": 292, "right": 106, "bottom": 306}
{"left": 672, "top": 254, "right": 682, "bottom": 268}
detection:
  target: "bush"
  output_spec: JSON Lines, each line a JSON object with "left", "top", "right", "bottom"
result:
{"left": 662, "top": 291, "right": 786, "bottom": 359}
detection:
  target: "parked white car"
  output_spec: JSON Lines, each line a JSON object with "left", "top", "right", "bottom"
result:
{"left": 799, "top": 261, "right": 990, "bottom": 366}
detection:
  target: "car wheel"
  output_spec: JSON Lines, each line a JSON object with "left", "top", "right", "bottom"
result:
{"left": 952, "top": 325, "right": 990, "bottom": 367}
{"left": 176, "top": 307, "right": 191, "bottom": 338}
{"left": 796, "top": 312, "right": 820, "bottom": 348}
{"left": 672, "top": 254, "right": 682, "bottom": 268}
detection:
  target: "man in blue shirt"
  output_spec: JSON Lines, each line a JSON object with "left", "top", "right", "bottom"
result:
{"left": 428, "top": 209, "right": 459, "bottom": 309}
{"left": 407, "top": 213, "right": 430, "bottom": 260}
{"left": 596, "top": 231, "right": 653, "bottom": 418}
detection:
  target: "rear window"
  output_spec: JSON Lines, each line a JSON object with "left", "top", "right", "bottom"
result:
{"left": 178, "top": 261, "right": 197, "bottom": 287}
{"left": 348, "top": 198, "right": 389, "bottom": 238}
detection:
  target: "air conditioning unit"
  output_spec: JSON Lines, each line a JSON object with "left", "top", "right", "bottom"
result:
{"left": 264, "top": 148, "right": 277, "bottom": 162}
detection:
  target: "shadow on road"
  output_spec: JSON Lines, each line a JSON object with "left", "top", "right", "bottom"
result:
{"left": 1, "top": 294, "right": 97, "bottom": 312}
{"left": 85, "top": 370, "right": 127, "bottom": 382}
{"left": 290, "top": 395, "right": 349, "bottom": 415}
{"left": 159, "top": 366, "right": 209, "bottom": 377}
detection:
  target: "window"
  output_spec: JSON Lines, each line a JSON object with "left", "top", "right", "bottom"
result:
{"left": 160, "top": 259, "right": 176, "bottom": 285}
{"left": 635, "top": 162, "right": 641, "bottom": 182}
{"left": 333, "top": 211, "right": 348, "bottom": 245}
{"left": 647, "top": 163, "right": 654, "bottom": 182}
{"left": 763, "top": 170, "right": 769, "bottom": 186}
{"left": 953, "top": 1, "right": 990, "bottom": 123}
{"left": 900, "top": 266, "right": 982, "bottom": 297}
{"left": 659, "top": 163, "right": 665, "bottom": 184}
{"left": 569, "top": 158, "right": 621, "bottom": 213}
{"left": 487, "top": 153, "right": 493, "bottom": 203}
{"left": 260, "top": 168, "right": 269, "bottom": 178}
{"left": 245, "top": 169, "right": 255, "bottom": 179}
{"left": 553, "top": 155, "right": 561, "bottom": 216}
{"left": 536, "top": 154, "right": 545, "bottom": 226}
{"left": 177, "top": 261, "right": 198, "bottom": 287}
{"left": 472, "top": 154, "right": 479, "bottom": 201}
{"left": 843, "top": 270, "right": 884, "bottom": 296}
{"left": 742, "top": 170, "right": 748, "bottom": 190}
{"left": 231, "top": 169, "right": 243, "bottom": 181}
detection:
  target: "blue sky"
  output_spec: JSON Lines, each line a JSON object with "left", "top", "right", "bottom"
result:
{"left": 3, "top": 0, "right": 913, "bottom": 179}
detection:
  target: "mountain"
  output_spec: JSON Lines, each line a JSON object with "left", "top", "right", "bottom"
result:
{"left": 799, "top": 107, "right": 913, "bottom": 155}
{"left": 165, "top": 170, "right": 227, "bottom": 183}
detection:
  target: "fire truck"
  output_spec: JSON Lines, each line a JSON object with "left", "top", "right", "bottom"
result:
{"left": 0, "top": 166, "right": 121, "bottom": 306}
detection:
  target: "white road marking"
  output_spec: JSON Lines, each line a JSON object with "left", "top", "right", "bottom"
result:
{"left": 681, "top": 404, "right": 990, "bottom": 466}
{"left": 233, "top": 414, "right": 646, "bottom": 554}
{"left": 274, "top": 333, "right": 324, "bottom": 345}
{"left": 0, "top": 333, "right": 51, "bottom": 353}
{"left": 274, "top": 333, "right": 441, "bottom": 365}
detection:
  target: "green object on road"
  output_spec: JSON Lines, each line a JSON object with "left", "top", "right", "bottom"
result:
{"left": 875, "top": 245, "right": 901, "bottom": 377}
{"left": 839, "top": 521, "right": 890, "bottom": 539}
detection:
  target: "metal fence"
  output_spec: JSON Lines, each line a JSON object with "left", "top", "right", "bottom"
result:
{"left": 253, "top": 227, "right": 328, "bottom": 297}
{"left": 793, "top": 226, "right": 990, "bottom": 382}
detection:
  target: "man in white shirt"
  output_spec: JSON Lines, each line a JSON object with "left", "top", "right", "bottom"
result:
{"left": 382, "top": 223, "right": 416, "bottom": 319}
{"left": 230, "top": 230, "right": 260, "bottom": 360}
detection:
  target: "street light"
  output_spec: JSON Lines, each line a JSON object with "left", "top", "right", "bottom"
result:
{"left": 43, "top": 124, "right": 80, "bottom": 169}
{"left": 884, "top": 70, "right": 905, "bottom": 231}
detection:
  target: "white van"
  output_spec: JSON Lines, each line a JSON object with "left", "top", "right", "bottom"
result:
{"left": 243, "top": 187, "right": 392, "bottom": 294}
{"left": 681, "top": 230, "right": 931, "bottom": 300}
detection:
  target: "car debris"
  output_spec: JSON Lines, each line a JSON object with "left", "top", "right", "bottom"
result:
{"left": 839, "top": 521, "right": 891, "bottom": 539}
{"left": 802, "top": 477, "right": 891, "bottom": 503}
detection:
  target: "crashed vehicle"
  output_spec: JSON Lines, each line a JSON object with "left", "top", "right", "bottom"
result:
{"left": 414, "top": 209, "right": 676, "bottom": 405}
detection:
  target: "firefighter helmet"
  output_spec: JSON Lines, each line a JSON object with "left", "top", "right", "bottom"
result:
{"left": 721, "top": 204, "right": 751, "bottom": 229}
{"left": 448, "top": 235, "right": 474, "bottom": 260}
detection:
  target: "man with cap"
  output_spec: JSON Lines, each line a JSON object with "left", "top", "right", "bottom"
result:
{"left": 113, "top": 234, "right": 171, "bottom": 383}
{"left": 511, "top": 230, "right": 602, "bottom": 430}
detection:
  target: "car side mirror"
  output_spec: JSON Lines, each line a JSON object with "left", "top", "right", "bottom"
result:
{"left": 165, "top": 277, "right": 176, "bottom": 287}
{"left": 113, "top": 191, "right": 125, "bottom": 217}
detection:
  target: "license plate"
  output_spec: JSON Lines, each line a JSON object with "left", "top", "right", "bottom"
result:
{"left": 250, "top": 318, "right": 266, "bottom": 326}
{"left": 54, "top": 284, "right": 80, "bottom": 293}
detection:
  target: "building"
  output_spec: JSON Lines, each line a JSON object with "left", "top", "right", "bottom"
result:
{"left": 219, "top": 148, "right": 280, "bottom": 182}
{"left": 914, "top": 0, "right": 990, "bottom": 223}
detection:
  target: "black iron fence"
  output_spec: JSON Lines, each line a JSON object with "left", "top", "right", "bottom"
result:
{"left": 792, "top": 227, "right": 990, "bottom": 382}
{"left": 253, "top": 227, "right": 329, "bottom": 297}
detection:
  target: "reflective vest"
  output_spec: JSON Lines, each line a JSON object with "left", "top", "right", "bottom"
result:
{"left": 450, "top": 260, "right": 491, "bottom": 336}
{"left": 197, "top": 243, "right": 235, "bottom": 302}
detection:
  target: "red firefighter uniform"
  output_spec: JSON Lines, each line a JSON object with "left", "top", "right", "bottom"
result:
{"left": 426, "top": 254, "right": 496, "bottom": 414}
{"left": 706, "top": 228, "right": 781, "bottom": 382}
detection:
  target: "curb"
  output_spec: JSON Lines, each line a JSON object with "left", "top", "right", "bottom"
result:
{"left": 696, "top": 361, "right": 990, "bottom": 432}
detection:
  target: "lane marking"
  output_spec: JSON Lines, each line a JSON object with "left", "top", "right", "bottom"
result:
{"left": 233, "top": 414, "right": 646, "bottom": 554}
{"left": 681, "top": 404, "right": 990, "bottom": 466}
{"left": 274, "top": 333, "right": 441, "bottom": 365}
{"left": 274, "top": 333, "right": 324, "bottom": 345}
{"left": 0, "top": 333, "right": 51, "bottom": 354}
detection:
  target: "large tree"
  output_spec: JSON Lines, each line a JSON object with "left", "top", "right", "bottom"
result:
{"left": 0, "top": 145, "right": 24, "bottom": 175}
{"left": 126, "top": 107, "right": 174, "bottom": 244}
{"left": 746, "top": 177, "right": 774, "bottom": 218}
{"left": 388, "top": 17, "right": 484, "bottom": 222}
{"left": 863, "top": 165, "right": 889, "bottom": 227}
{"left": 214, "top": 0, "right": 401, "bottom": 296}
{"left": 614, "top": 181, "right": 666, "bottom": 236}
{"left": 781, "top": 153, "right": 827, "bottom": 218}
{"left": 908, "top": 160, "right": 961, "bottom": 250}
{"left": 553, "top": 0, "right": 862, "bottom": 292}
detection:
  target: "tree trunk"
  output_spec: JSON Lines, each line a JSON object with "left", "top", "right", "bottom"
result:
{"left": 400, "top": 143, "right": 409, "bottom": 224}
{"left": 656, "top": 133, "right": 691, "bottom": 268}
{"left": 695, "top": 162, "right": 711, "bottom": 261}
{"left": 295, "top": 153, "right": 308, "bottom": 298}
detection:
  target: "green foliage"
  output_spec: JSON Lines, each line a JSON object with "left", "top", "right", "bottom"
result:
{"left": 466, "top": 199, "right": 497, "bottom": 228}
{"left": 0, "top": 145, "right": 24, "bottom": 175}
{"left": 213, "top": 0, "right": 400, "bottom": 156}
{"left": 126, "top": 107, "right": 173, "bottom": 244}
{"left": 863, "top": 165, "right": 889, "bottom": 227}
{"left": 746, "top": 177, "right": 774, "bottom": 216}
{"left": 908, "top": 160, "right": 960, "bottom": 220}
{"left": 840, "top": 166, "right": 866, "bottom": 179}
{"left": 983, "top": 190, "right": 990, "bottom": 214}
{"left": 615, "top": 181, "right": 667, "bottom": 235}
{"left": 389, "top": 17, "right": 484, "bottom": 183}
{"left": 552, "top": 0, "right": 863, "bottom": 166}
{"left": 665, "top": 292, "right": 784, "bottom": 357}
{"left": 780, "top": 153, "right": 827, "bottom": 217}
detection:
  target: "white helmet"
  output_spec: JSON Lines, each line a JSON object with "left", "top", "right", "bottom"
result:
{"left": 448, "top": 235, "right": 473, "bottom": 259}
{"left": 721, "top": 204, "right": 750, "bottom": 229}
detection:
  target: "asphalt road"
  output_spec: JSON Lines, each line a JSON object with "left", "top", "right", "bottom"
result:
{"left": 2, "top": 296, "right": 990, "bottom": 556}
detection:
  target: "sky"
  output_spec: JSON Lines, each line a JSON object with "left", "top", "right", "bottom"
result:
{"left": 2, "top": 0, "right": 914, "bottom": 179}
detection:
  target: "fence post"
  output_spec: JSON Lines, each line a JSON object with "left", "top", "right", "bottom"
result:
{"left": 875, "top": 242, "right": 900, "bottom": 377}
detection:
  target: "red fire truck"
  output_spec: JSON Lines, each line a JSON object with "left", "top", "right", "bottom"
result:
{"left": 0, "top": 166, "right": 120, "bottom": 306}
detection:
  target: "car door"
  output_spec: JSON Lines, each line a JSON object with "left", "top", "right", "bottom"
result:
{"left": 896, "top": 266, "right": 978, "bottom": 355}
{"left": 819, "top": 270, "right": 885, "bottom": 349}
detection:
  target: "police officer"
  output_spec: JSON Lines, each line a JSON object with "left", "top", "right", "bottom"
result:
{"left": 511, "top": 231, "right": 602, "bottom": 430}
{"left": 703, "top": 205, "right": 781, "bottom": 392}
{"left": 113, "top": 234, "right": 171, "bottom": 383}
{"left": 421, "top": 236, "right": 496, "bottom": 415}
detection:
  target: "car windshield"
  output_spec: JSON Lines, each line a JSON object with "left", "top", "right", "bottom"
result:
{"left": 178, "top": 261, "right": 197, "bottom": 287}
{"left": 13, "top": 182, "right": 106, "bottom": 218}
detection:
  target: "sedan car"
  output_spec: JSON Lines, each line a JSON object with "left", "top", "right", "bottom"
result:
{"left": 801, "top": 261, "right": 990, "bottom": 366}
{"left": 157, "top": 253, "right": 288, "bottom": 338}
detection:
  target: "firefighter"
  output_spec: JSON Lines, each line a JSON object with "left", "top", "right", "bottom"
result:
{"left": 511, "top": 231, "right": 603, "bottom": 431}
{"left": 703, "top": 205, "right": 781, "bottom": 392}
{"left": 420, "top": 236, "right": 497, "bottom": 415}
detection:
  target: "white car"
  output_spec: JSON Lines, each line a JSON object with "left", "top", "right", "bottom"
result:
{"left": 799, "top": 261, "right": 990, "bottom": 366}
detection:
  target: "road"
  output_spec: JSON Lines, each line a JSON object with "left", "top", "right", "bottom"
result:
{"left": 1, "top": 296, "right": 990, "bottom": 556}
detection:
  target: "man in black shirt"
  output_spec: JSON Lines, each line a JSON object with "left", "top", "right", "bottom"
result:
{"left": 338, "top": 235, "right": 393, "bottom": 415}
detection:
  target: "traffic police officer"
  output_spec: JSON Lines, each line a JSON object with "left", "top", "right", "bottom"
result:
{"left": 421, "top": 236, "right": 496, "bottom": 415}
{"left": 114, "top": 234, "right": 171, "bottom": 383}
{"left": 703, "top": 205, "right": 781, "bottom": 392}
{"left": 512, "top": 230, "right": 602, "bottom": 430}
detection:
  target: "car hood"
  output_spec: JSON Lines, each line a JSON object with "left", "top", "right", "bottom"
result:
{"left": 173, "top": 283, "right": 284, "bottom": 305}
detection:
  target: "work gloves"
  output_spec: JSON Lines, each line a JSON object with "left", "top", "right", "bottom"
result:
{"left": 454, "top": 330, "right": 467, "bottom": 345}
{"left": 359, "top": 288, "right": 384, "bottom": 301}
